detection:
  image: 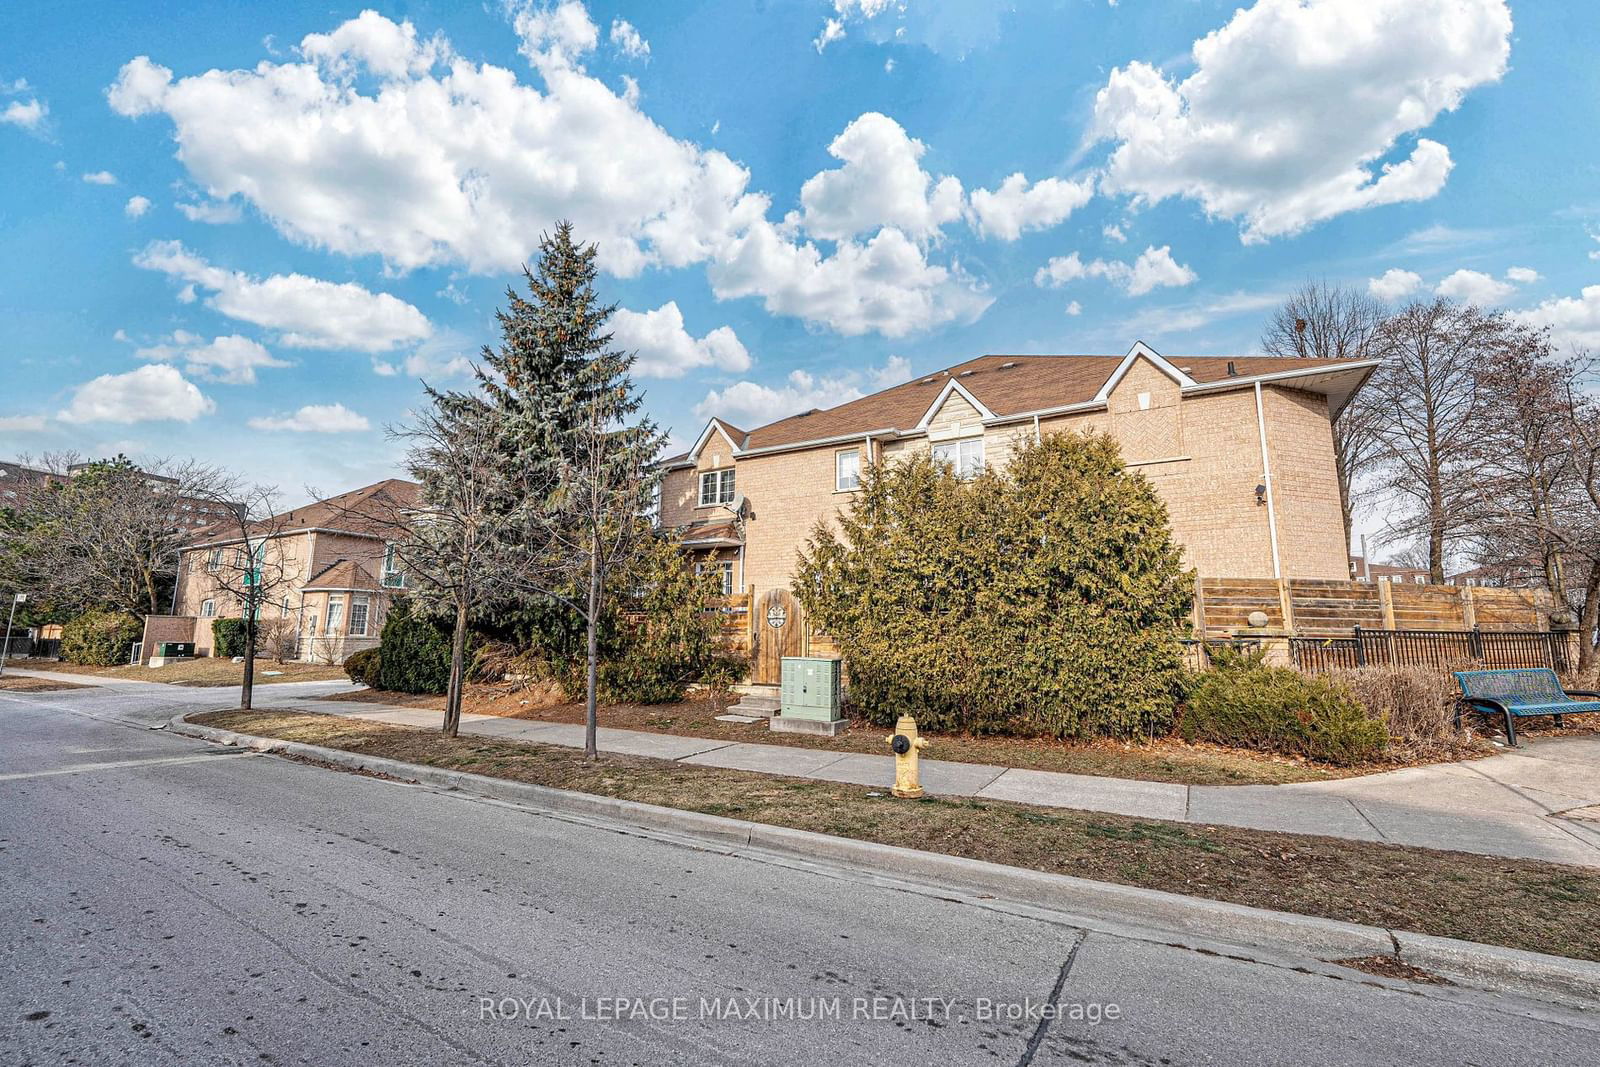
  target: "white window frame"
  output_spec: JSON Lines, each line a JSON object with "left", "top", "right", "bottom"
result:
{"left": 381, "top": 544, "right": 406, "bottom": 588}
{"left": 931, "top": 436, "right": 985, "bottom": 479}
{"left": 199, "top": 599, "right": 216, "bottom": 618}
{"left": 698, "top": 468, "right": 736, "bottom": 507}
{"left": 349, "top": 595, "right": 370, "bottom": 638}
{"left": 205, "top": 549, "right": 223, "bottom": 572}
{"left": 326, "top": 595, "right": 345, "bottom": 635}
{"left": 696, "top": 560, "right": 735, "bottom": 596}
{"left": 835, "top": 448, "right": 861, "bottom": 492}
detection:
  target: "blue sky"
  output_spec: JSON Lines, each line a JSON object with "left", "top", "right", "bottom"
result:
{"left": 2, "top": 0, "right": 1597, "bottom": 516}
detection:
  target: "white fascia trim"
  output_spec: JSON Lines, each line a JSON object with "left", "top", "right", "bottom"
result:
{"left": 1092, "top": 341, "right": 1197, "bottom": 403}
{"left": 687, "top": 419, "right": 742, "bottom": 462}
{"left": 732, "top": 428, "right": 900, "bottom": 460}
{"left": 1179, "top": 359, "right": 1382, "bottom": 396}
{"left": 985, "top": 398, "right": 1107, "bottom": 426}
{"left": 913, "top": 376, "right": 997, "bottom": 431}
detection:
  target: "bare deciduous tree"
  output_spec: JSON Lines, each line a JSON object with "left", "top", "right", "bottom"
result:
{"left": 1260, "top": 280, "right": 1387, "bottom": 548}
{"left": 1365, "top": 299, "right": 1503, "bottom": 582}
{"left": 183, "top": 480, "right": 296, "bottom": 710}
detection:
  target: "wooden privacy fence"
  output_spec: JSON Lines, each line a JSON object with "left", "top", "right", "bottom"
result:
{"left": 1193, "top": 576, "right": 1553, "bottom": 637}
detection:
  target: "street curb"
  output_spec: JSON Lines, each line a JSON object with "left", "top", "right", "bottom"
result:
{"left": 170, "top": 712, "right": 1600, "bottom": 1010}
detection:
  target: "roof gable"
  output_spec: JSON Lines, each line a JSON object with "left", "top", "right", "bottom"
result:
{"left": 1092, "top": 342, "right": 1197, "bottom": 402}
{"left": 914, "top": 376, "right": 996, "bottom": 430}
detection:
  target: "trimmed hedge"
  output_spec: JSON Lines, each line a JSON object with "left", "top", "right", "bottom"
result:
{"left": 374, "top": 600, "right": 456, "bottom": 694}
{"left": 343, "top": 646, "right": 382, "bottom": 686}
{"left": 211, "top": 617, "right": 247, "bottom": 659}
{"left": 60, "top": 609, "right": 142, "bottom": 666}
{"left": 1181, "top": 650, "right": 1387, "bottom": 765}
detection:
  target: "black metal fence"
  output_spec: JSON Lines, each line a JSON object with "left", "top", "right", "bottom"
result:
{"left": 1289, "top": 626, "right": 1574, "bottom": 675}
{"left": 0, "top": 636, "right": 60, "bottom": 660}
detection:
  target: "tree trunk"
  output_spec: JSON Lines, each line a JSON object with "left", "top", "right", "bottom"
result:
{"left": 1332, "top": 437, "right": 1353, "bottom": 555}
{"left": 241, "top": 597, "right": 256, "bottom": 711}
{"left": 444, "top": 598, "right": 468, "bottom": 738}
{"left": 584, "top": 536, "right": 600, "bottom": 761}
{"left": 1579, "top": 561, "right": 1600, "bottom": 680}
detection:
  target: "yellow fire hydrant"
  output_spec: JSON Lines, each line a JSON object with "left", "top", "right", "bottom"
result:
{"left": 886, "top": 714, "right": 928, "bottom": 798}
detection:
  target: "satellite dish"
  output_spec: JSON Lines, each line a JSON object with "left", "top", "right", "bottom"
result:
{"left": 728, "top": 493, "right": 746, "bottom": 516}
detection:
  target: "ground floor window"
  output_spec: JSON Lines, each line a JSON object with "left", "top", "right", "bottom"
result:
{"left": 696, "top": 560, "right": 735, "bottom": 596}
{"left": 349, "top": 595, "right": 370, "bottom": 637}
{"left": 326, "top": 594, "right": 345, "bottom": 634}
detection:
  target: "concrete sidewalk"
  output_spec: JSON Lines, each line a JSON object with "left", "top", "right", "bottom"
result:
{"left": 313, "top": 696, "right": 1600, "bottom": 869}
{"left": 11, "top": 666, "right": 1600, "bottom": 868}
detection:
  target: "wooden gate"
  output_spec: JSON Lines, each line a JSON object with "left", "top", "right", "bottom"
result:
{"left": 752, "top": 588, "right": 804, "bottom": 684}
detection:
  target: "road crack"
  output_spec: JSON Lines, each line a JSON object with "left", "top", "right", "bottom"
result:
{"left": 1016, "top": 930, "right": 1086, "bottom": 1066}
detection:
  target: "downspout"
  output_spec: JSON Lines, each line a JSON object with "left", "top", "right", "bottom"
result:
{"left": 1032, "top": 414, "right": 1041, "bottom": 444}
{"left": 1254, "top": 381, "right": 1283, "bottom": 579}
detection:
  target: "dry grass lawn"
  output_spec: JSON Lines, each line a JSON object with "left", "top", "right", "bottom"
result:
{"left": 196, "top": 709, "right": 1600, "bottom": 963}
{"left": 0, "top": 674, "right": 92, "bottom": 692}
{"left": 17, "top": 658, "right": 348, "bottom": 687}
{"left": 322, "top": 684, "right": 1485, "bottom": 786}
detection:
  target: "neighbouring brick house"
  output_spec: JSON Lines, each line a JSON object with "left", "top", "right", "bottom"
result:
{"left": 659, "top": 344, "right": 1376, "bottom": 680}
{"left": 151, "top": 479, "right": 418, "bottom": 664}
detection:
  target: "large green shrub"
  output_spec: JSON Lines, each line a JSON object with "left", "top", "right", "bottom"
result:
{"left": 795, "top": 432, "right": 1193, "bottom": 739}
{"left": 211, "top": 617, "right": 246, "bottom": 658}
{"left": 60, "top": 609, "right": 142, "bottom": 666}
{"left": 1181, "top": 650, "right": 1387, "bottom": 765}
{"left": 599, "top": 536, "right": 740, "bottom": 704}
{"left": 374, "top": 600, "right": 457, "bottom": 694}
{"left": 343, "top": 646, "right": 382, "bottom": 686}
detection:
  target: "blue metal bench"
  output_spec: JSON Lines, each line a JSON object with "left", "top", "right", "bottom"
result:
{"left": 1453, "top": 668, "right": 1600, "bottom": 746}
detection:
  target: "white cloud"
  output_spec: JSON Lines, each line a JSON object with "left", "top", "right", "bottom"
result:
{"left": 176, "top": 198, "right": 242, "bottom": 224}
{"left": 1589, "top": 228, "right": 1600, "bottom": 262}
{"left": 133, "top": 241, "right": 433, "bottom": 352}
{"left": 609, "top": 18, "right": 649, "bottom": 59}
{"left": 610, "top": 302, "right": 750, "bottom": 378}
{"left": 1, "top": 98, "right": 46, "bottom": 132}
{"left": 247, "top": 403, "right": 371, "bottom": 433}
{"left": 709, "top": 221, "right": 991, "bottom": 337}
{"left": 1368, "top": 268, "right": 1423, "bottom": 301}
{"left": 968, "top": 173, "right": 1094, "bottom": 241}
{"left": 814, "top": 18, "right": 847, "bottom": 52}
{"left": 58, "top": 364, "right": 214, "bottom": 424}
{"left": 1065, "top": 300, "right": 1082, "bottom": 316}
{"left": 0, "top": 415, "right": 49, "bottom": 432}
{"left": 1090, "top": 0, "right": 1512, "bottom": 242}
{"left": 1435, "top": 268, "right": 1513, "bottom": 306}
{"left": 1514, "top": 285, "right": 1600, "bottom": 350}
{"left": 694, "top": 356, "right": 906, "bottom": 427}
{"left": 1505, "top": 266, "right": 1540, "bottom": 284}
{"left": 1121, "top": 289, "right": 1285, "bottom": 336}
{"left": 82, "top": 170, "right": 118, "bottom": 185}
{"left": 108, "top": 9, "right": 988, "bottom": 339}
{"left": 1102, "top": 224, "right": 1126, "bottom": 244}
{"left": 124, "top": 195, "right": 151, "bottom": 218}
{"left": 134, "top": 330, "right": 289, "bottom": 385}
{"left": 798, "top": 112, "right": 963, "bottom": 242}
{"left": 1032, "top": 245, "right": 1196, "bottom": 296}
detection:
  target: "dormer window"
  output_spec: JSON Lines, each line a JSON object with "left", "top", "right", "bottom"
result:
{"left": 699, "top": 469, "right": 736, "bottom": 507}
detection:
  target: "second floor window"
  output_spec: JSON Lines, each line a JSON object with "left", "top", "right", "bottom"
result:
{"left": 699, "top": 469, "right": 736, "bottom": 507}
{"left": 381, "top": 544, "right": 406, "bottom": 588}
{"left": 205, "top": 549, "right": 223, "bottom": 571}
{"left": 931, "top": 437, "right": 985, "bottom": 480}
{"left": 836, "top": 449, "right": 860, "bottom": 492}
{"left": 200, "top": 599, "right": 216, "bottom": 618}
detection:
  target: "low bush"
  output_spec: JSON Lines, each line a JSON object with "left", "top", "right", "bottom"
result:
{"left": 1181, "top": 649, "right": 1387, "bottom": 765}
{"left": 343, "top": 646, "right": 382, "bottom": 686}
{"left": 60, "top": 609, "right": 143, "bottom": 666}
{"left": 1331, "top": 664, "right": 1480, "bottom": 761}
{"left": 374, "top": 600, "right": 457, "bottom": 694}
{"left": 211, "top": 617, "right": 247, "bottom": 658}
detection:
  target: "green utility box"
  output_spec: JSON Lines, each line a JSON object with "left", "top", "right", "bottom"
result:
{"left": 157, "top": 642, "right": 195, "bottom": 658}
{"left": 779, "top": 657, "right": 842, "bottom": 722}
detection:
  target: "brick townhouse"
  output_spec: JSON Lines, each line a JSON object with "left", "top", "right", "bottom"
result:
{"left": 660, "top": 344, "right": 1377, "bottom": 680}
{"left": 149, "top": 479, "right": 418, "bottom": 664}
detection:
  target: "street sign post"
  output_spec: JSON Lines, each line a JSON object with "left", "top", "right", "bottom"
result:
{"left": 0, "top": 592, "right": 25, "bottom": 677}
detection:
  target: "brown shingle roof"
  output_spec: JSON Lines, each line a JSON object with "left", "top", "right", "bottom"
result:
{"left": 187, "top": 478, "right": 420, "bottom": 547}
{"left": 302, "top": 559, "right": 382, "bottom": 592}
{"left": 737, "top": 353, "right": 1373, "bottom": 451}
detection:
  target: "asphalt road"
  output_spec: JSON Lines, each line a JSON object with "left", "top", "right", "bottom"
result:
{"left": 3, "top": 684, "right": 1598, "bottom": 1066}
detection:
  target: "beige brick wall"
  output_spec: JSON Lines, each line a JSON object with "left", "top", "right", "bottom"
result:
{"left": 660, "top": 428, "right": 738, "bottom": 528}
{"left": 676, "top": 355, "right": 1354, "bottom": 595}
{"left": 1263, "top": 387, "right": 1350, "bottom": 579}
